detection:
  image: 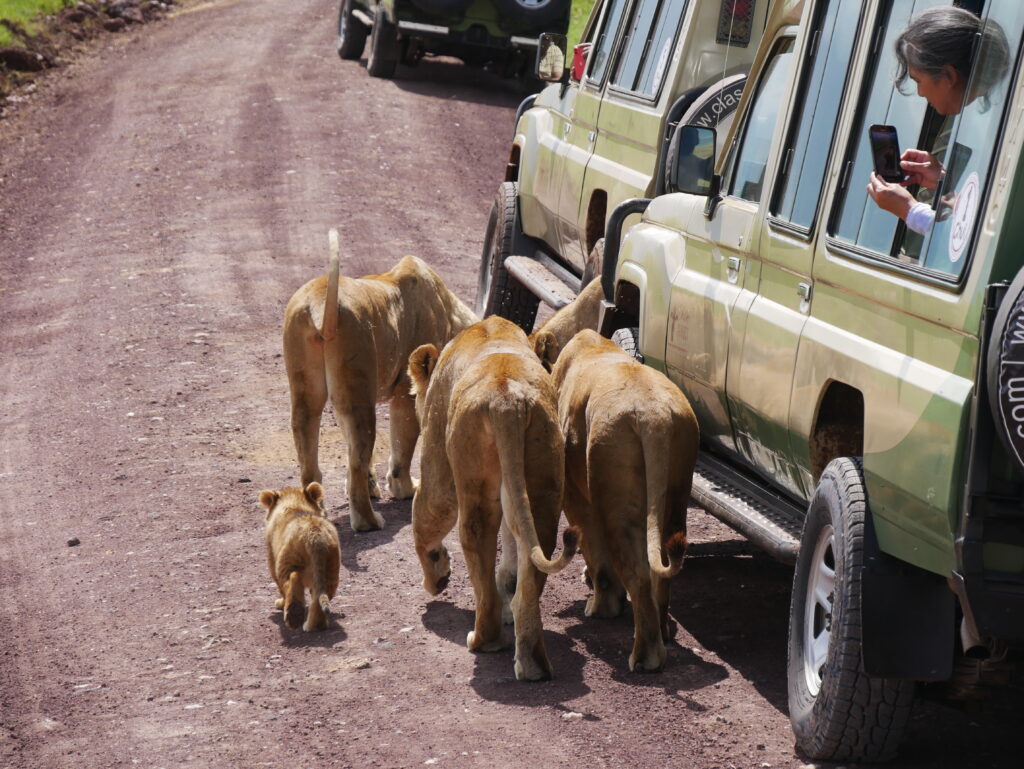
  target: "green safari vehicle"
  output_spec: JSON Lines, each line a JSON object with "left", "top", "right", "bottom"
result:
{"left": 336, "top": 0, "right": 569, "bottom": 79}
{"left": 596, "top": 0, "right": 1024, "bottom": 761}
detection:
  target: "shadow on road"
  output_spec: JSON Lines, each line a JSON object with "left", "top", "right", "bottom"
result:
{"left": 334, "top": 497, "right": 412, "bottom": 573}
{"left": 362, "top": 56, "right": 533, "bottom": 107}
{"left": 421, "top": 599, "right": 591, "bottom": 704}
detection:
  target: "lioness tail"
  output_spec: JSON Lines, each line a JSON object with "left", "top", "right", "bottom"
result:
{"left": 320, "top": 228, "right": 341, "bottom": 342}
{"left": 492, "top": 401, "right": 578, "bottom": 575}
{"left": 639, "top": 414, "right": 687, "bottom": 580}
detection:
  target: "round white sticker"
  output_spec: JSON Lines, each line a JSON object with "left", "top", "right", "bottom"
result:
{"left": 949, "top": 171, "right": 980, "bottom": 264}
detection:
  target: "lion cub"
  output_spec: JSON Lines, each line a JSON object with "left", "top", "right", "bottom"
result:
{"left": 258, "top": 482, "right": 341, "bottom": 632}
{"left": 539, "top": 329, "right": 699, "bottom": 672}
{"left": 408, "top": 315, "right": 579, "bottom": 681}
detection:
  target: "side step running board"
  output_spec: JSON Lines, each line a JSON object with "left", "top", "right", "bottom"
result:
{"left": 691, "top": 453, "right": 805, "bottom": 564}
{"left": 505, "top": 254, "right": 580, "bottom": 310}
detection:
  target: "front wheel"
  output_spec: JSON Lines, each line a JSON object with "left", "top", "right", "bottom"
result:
{"left": 366, "top": 5, "right": 399, "bottom": 79}
{"left": 337, "top": 0, "right": 368, "bottom": 61}
{"left": 476, "top": 181, "right": 539, "bottom": 332}
{"left": 787, "top": 457, "right": 915, "bottom": 762}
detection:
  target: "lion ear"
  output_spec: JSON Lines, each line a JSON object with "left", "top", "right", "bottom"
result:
{"left": 304, "top": 482, "right": 324, "bottom": 508}
{"left": 258, "top": 490, "right": 279, "bottom": 511}
{"left": 533, "top": 331, "right": 560, "bottom": 372}
{"left": 408, "top": 344, "right": 439, "bottom": 395}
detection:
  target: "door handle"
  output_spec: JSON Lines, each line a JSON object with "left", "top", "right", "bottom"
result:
{"left": 563, "top": 123, "right": 571, "bottom": 137}
{"left": 727, "top": 256, "right": 741, "bottom": 272}
{"left": 587, "top": 131, "right": 596, "bottom": 143}
{"left": 797, "top": 282, "right": 812, "bottom": 300}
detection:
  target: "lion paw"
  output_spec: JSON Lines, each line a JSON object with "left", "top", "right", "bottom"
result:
{"left": 467, "top": 630, "right": 506, "bottom": 653}
{"left": 351, "top": 508, "right": 385, "bottom": 532}
{"left": 514, "top": 653, "right": 552, "bottom": 682}
{"left": 368, "top": 474, "right": 382, "bottom": 500}
{"left": 387, "top": 472, "right": 416, "bottom": 500}
{"left": 421, "top": 546, "right": 451, "bottom": 595}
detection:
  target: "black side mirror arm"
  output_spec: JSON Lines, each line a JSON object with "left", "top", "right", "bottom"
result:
{"left": 704, "top": 174, "right": 723, "bottom": 219}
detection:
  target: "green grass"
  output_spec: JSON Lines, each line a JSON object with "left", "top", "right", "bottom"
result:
{"left": 568, "top": 0, "right": 596, "bottom": 51}
{"left": 0, "top": 0, "right": 72, "bottom": 46}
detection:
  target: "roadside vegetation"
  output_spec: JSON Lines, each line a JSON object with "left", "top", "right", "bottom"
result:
{"left": 569, "top": 0, "right": 595, "bottom": 49}
{"left": 0, "top": 0, "right": 70, "bottom": 45}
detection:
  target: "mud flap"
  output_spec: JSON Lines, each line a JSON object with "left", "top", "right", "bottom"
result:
{"left": 861, "top": 511, "right": 955, "bottom": 680}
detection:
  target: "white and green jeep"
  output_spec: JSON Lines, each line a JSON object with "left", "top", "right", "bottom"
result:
{"left": 597, "top": 0, "right": 1024, "bottom": 761}
{"left": 475, "top": 0, "right": 769, "bottom": 327}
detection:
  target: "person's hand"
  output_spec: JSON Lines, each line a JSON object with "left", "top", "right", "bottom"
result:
{"left": 900, "top": 149, "right": 944, "bottom": 190}
{"left": 867, "top": 172, "right": 915, "bottom": 219}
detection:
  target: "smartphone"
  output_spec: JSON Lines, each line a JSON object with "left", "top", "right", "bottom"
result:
{"left": 869, "top": 124, "right": 904, "bottom": 183}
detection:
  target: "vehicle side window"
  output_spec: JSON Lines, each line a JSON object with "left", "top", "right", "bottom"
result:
{"left": 587, "top": 0, "right": 632, "bottom": 85}
{"left": 831, "top": 0, "right": 946, "bottom": 257}
{"left": 917, "top": 5, "right": 1024, "bottom": 275}
{"left": 612, "top": 0, "right": 688, "bottom": 98}
{"left": 830, "top": 0, "right": 1023, "bottom": 280}
{"left": 725, "top": 39, "right": 796, "bottom": 203}
{"left": 772, "top": 0, "right": 862, "bottom": 230}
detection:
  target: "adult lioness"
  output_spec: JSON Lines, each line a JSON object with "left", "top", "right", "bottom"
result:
{"left": 541, "top": 328, "right": 699, "bottom": 672}
{"left": 407, "top": 315, "right": 579, "bottom": 681}
{"left": 283, "top": 230, "right": 476, "bottom": 532}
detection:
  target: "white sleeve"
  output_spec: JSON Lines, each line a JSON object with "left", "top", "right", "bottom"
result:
{"left": 905, "top": 201, "right": 935, "bottom": 235}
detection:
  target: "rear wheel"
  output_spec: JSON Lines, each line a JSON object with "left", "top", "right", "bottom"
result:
{"left": 492, "top": 0, "right": 570, "bottom": 28}
{"left": 787, "top": 457, "right": 915, "bottom": 762}
{"left": 476, "top": 181, "right": 539, "bottom": 332}
{"left": 337, "top": 0, "right": 368, "bottom": 61}
{"left": 367, "top": 5, "right": 399, "bottom": 79}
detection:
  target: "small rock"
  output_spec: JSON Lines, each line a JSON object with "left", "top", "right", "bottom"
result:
{"left": 0, "top": 47, "right": 47, "bottom": 72}
{"left": 67, "top": 537, "right": 80, "bottom": 547}
{"left": 103, "top": 17, "right": 127, "bottom": 32}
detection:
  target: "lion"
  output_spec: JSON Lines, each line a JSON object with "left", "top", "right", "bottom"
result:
{"left": 539, "top": 328, "right": 699, "bottom": 672}
{"left": 529, "top": 277, "right": 603, "bottom": 364}
{"left": 283, "top": 229, "right": 477, "bottom": 532}
{"left": 407, "top": 315, "right": 580, "bottom": 681}
{"left": 258, "top": 482, "right": 341, "bottom": 632}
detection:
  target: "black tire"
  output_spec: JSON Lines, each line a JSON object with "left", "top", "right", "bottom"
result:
{"left": 408, "top": 0, "right": 473, "bottom": 17}
{"left": 476, "top": 181, "right": 539, "bottom": 333}
{"left": 492, "top": 0, "right": 570, "bottom": 28}
{"left": 337, "top": 0, "right": 368, "bottom": 61}
{"left": 787, "top": 458, "right": 915, "bottom": 762}
{"left": 580, "top": 238, "right": 604, "bottom": 288}
{"left": 367, "top": 5, "right": 399, "bottom": 79}
{"left": 610, "top": 327, "right": 640, "bottom": 361}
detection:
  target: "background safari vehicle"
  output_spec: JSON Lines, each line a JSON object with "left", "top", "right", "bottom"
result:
{"left": 336, "top": 0, "right": 569, "bottom": 79}
{"left": 600, "top": 0, "right": 1024, "bottom": 761}
{"left": 475, "top": 0, "right": 769, "bottom": 329}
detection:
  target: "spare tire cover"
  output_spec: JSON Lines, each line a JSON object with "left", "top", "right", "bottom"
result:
{"left": 677, "top": 73, "right": 747, "bottom": 160}
{"left": 492, "top": 0, "right": 570, "bottom": 30}
{"left": 987, "top": 268, "right": 1024, "bottom": 473}
{"left": 408, "top": 0, "right": 473, "bottom": 19}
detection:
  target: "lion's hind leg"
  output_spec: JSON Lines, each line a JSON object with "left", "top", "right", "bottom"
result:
{"left": 386, "top": 393, "right": 419, "bottom": 499}
{"left": 457, "top": 488, "right": 507, "bottom": 654}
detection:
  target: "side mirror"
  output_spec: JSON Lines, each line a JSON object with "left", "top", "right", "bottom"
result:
{"left": 666, "top": 124, "right": 718, "bottom": 195}
{"left": 536, "top": 33, "right": 568, "bottom": 82}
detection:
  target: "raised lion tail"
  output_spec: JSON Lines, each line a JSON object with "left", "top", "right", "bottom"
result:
{"left": 492, "top": 401, "right": 578, "bottom": 575}
{"left": 320, "top": 228, "right": 340, "bottom": 342}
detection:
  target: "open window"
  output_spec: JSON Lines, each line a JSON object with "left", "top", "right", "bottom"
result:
{"left": 828, "top": 0, "right": 1024, "bottom": 282}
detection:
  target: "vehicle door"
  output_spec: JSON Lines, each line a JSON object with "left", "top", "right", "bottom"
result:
{"left": 557, "top": 0, "right": 688, "bottom": 268}
{"left": 548, "top": 0, "right": 633, "bottom": 263}
{"left": 663, "top": 33, "right": 799, "bottom": 455}
{"left": 726, "top": 0, "right": 864, "bottom": 499}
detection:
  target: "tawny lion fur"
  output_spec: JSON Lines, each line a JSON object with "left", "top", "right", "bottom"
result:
{"left": 258, "top": 482, "right": 341, "bottom": 632}
{"left": 283, "top": 235, "right": 477, "bottom": 532}
{"left": 407, "top": 315, "right": 579, "bottom": 681}
{"left": 529, "top": 277, "right": 603, "bottom": 366}
{"left": 538, "top": 328, "right": 699, "bottom": 672}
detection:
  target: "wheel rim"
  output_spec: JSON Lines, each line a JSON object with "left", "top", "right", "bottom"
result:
{"left": 476, "top": 207, "right": 499, "bottom": 316}
{"left": 802, "top": 523, "right": 835, "bottom": 697}
{"left": 515, "top": 0, "right": 552, "bottom": 7}
{"left": 339, "top": 13, "right": 347, "bottom": 45}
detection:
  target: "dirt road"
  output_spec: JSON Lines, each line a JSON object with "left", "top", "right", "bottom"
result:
{"left": 0, "top": 1, "right": 1021, "bottom": 767}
